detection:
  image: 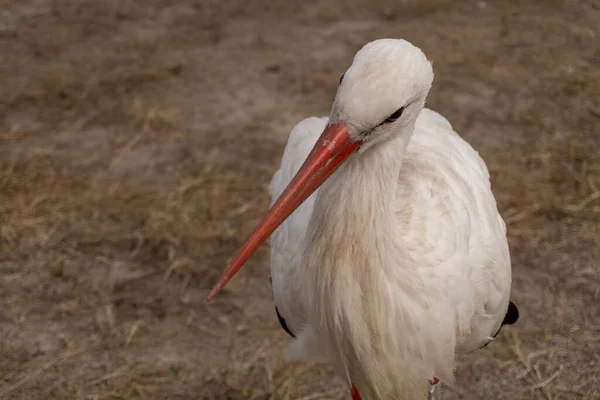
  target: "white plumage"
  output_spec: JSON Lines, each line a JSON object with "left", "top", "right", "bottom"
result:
{"left": 208, "top": 38, "right": 517, "bottom": 400}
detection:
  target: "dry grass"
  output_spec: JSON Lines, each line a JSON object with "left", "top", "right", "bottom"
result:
{"left": 1, "top": 0, "right": 599, "bottom": 399}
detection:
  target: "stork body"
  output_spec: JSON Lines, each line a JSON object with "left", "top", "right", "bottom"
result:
{"left": 208, "top": 39, "right": 518, "bottom": 399}
{"left": 270, "top": 109, "right": 513, "bottom": 398}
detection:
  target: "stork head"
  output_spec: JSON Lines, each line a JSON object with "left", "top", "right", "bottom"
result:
{"left": 207, "top": 39, "right": 434, "bottom": 301}
{"left": 332, "top": 38, "right": 433, "bottom": 151}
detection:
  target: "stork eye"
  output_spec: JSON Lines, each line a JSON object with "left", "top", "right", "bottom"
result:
{"left": 339, "top": 73, "right": 345, "bottom": 85}
{"left": 384, "top": 107, "right": 405, "bottom": 123}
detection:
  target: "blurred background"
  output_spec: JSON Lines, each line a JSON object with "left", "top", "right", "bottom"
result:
{"left": 1, "top": 0, "right": 599, "bottom": 399}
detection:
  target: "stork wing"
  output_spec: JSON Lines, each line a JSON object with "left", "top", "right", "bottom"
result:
{"left": 268, "top": 116, "right": 329, "bottom": 337}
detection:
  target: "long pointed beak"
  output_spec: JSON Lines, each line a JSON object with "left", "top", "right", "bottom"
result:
{"left": 206, "top": 122, "right": 360, "bottom": 302}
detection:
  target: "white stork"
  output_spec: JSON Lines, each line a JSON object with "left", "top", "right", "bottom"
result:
{"left": 207, "top": 38, "right": 519, "bottom": 399}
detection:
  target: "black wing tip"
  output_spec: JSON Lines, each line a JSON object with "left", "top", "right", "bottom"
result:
{"left": 275, "top": 306, "right": 296, "bottom": 338}
{"left": 502, "top": 301, "right": 519, "bottom": 326}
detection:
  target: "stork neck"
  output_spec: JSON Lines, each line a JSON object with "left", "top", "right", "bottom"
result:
{"left": 301, "top": 129, "right": 414, "bottom": 385}
{"left": 306, "top": 131, "right": 411, "bottom": 270}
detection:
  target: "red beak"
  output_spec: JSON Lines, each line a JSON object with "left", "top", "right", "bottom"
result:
{"left": 206, "top": 122, "right": 360, "bottom": 302}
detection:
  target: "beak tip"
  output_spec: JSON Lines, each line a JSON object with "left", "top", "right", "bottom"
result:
{"left": 206, "top": 287, "right": 220, "bottom": 303}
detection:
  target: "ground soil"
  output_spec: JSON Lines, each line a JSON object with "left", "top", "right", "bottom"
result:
{"left": 1, "top": 0, "right": 599, "bottom": 399}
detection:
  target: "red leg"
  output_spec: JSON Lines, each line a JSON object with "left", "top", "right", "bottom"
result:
{"left": 351, "top": 378, "right": 439, "bottom": 399}
{"left": 351, "top": 384, "right": 362, "bottom": 400}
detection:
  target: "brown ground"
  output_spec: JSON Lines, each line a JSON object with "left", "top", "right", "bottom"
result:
{"left": 1, "top": 0, "right": 599, "bottom": 399}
